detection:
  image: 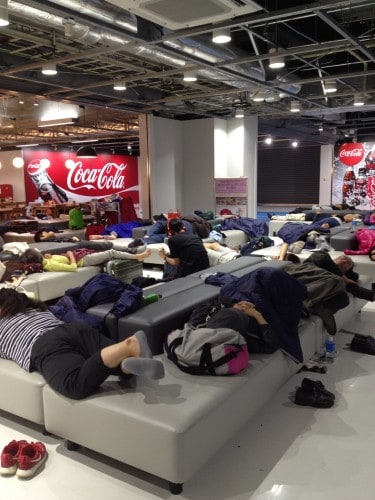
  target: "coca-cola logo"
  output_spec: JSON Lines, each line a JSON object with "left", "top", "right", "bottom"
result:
{"left": 65, "top": 161, "right": 126, "bottom": 193}
{"left": 338, "top": 142, "right": 365, "bottom": 166}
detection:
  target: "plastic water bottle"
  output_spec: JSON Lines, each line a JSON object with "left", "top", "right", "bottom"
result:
{"left": 351, "top": 218, "right": 359, "bottom": 233}
{"left": 142, "top": 293, "right": 161, "bottom": 305}
{"left": 325, "top": 335, "right": 336, "bottom": 362}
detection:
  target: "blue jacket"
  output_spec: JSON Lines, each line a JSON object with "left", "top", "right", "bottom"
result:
{"left": 221, "top": 217, "right": 269, "bottom": 237}
{"left": 277, "top": 221, "right": 330, "bottom": 244}
{"left": 49, "top": 274, "right": 143, "bottom": 329}
{"left": 206, "top": 267, "right": 308, "bottom": 362}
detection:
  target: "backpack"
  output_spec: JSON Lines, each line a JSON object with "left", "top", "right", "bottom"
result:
{"left": 240, "top": 235, "right": 274, "bottom": 256}
{"left": 164, "top": 324, "right": 249, "bottom": 376}
{"left": 68, "top": 208, "right": 84, "bottom": 229}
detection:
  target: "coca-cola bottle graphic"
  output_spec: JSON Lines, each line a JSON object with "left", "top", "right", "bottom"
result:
{"left": 365, "top": 146, "right": 375, "bottom": 209}
{"left": 27, "top": 159, "right": 68, "bottom": 203}
{"left": 355, "top": 167, "right": 367, "bottom": 197}
{"left": 342, "top": 165, "right": 355, "bottom": 205}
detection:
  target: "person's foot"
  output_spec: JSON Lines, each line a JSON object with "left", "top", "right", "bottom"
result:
{"left": 121, "top": 358, "right": 165, "bottom": 379}
{"left": 134, "top": 331, "right": 153, "bottom": 358}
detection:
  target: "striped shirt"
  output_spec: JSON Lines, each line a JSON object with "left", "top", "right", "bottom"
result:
{"left": 0, "top": 309, "right": 64, "bottom": 371}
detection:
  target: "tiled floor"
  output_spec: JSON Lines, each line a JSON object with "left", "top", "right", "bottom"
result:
{"left": 1, "top": 302, "right": 375, "bottom": 499}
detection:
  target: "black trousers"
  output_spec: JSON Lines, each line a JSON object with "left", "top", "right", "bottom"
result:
{"left": 30, "top": 321, "right": 121, "bottom": 400}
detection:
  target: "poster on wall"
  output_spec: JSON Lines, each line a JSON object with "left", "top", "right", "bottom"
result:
{"left": 22, "top": 150, "right": 139, "bottom": 206}
{"left": 214, "top": 177, "right": 248, "bottom": 217}
{"left": 332, "top": 142, "right": 375, "bottom": 210}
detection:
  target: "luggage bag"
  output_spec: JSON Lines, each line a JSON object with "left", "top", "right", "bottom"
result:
{"left": 104, "top": 259, "right": 143, "bottom": 283}
{"left": 9, "top": 219, "right": 39, "bottom": 233}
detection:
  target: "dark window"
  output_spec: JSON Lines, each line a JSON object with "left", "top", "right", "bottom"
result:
{"left": 257, "top": 145, "right": 320, "bottom": 204}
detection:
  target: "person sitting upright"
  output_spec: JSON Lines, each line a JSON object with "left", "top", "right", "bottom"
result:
{"left": 158, "top": 218, "right": 209, "bottom": 278}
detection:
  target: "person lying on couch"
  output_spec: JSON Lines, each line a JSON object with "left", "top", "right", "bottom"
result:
{"left": 34, "top": 228, "right": 116, "bottom": 244}
{"left": 20, "top": 245, "right": 151, "bottom": 273}
{"left": 0, "top": 288, "right": 164, "bottom": 401}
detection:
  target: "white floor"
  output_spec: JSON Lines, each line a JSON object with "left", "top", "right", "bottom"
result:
{"left": 1, "top": 302, "right": 375, "bottom": 499}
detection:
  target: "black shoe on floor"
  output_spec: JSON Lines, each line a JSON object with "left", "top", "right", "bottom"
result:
{"left": 128, "top": 238, "right": 144, "bottom": 249}
{"left": 295, "top": 386, "right": 334, "bottom": 408}
{"left": 350, "top": 335, "right": 375, "bottom": 355}
{"left": 301, "top": 377, "right": 335, "bottom": 400}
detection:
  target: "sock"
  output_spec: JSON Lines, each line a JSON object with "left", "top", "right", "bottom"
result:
{"left": 121, "top": 358, "right": 165, "bottom": 379}
{"left": 134, "top": 331, "right": 153, "bottom": 358}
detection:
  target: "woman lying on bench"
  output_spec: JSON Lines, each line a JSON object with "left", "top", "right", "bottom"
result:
{"left": 20, "top": 246, "right": 151, "bottom": 272}
{"left": 0, "top": 289, "right": 164, "bottom": 400}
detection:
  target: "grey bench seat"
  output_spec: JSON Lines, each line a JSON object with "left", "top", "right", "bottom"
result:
{"left": 43, "top": 316, "right": 318, "bottom": 495}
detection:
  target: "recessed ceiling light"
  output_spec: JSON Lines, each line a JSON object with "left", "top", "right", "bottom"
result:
{"left": 290, "top": 100, "right": 300, "bottom": 112}
{"left": 183, "top": 70, "right": 197, "bottom": 82}
{"left": 113, "top": 80, "right": 126, "bottom": 91}
{"left": 354, "top": 94, "right": 365, "bottom": 106}
{"left": 268, "top": 48, "right": 285, "bottom": 69}
{"left": 212, "top": 28, "right": 231, "bottom": 44}
{"left": 42, "top": 62, "right": 57, "bottom": 75}
{"left": 325, "top": 79, "right": 337, "bottom": 93}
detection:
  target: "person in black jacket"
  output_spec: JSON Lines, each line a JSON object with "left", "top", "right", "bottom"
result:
{"left": 158, "top": 218, "right": 209, "bottom": 278}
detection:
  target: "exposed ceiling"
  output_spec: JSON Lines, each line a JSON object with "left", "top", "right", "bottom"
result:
{"left": 0, "top": 0, "right": 375, "bottom": 152}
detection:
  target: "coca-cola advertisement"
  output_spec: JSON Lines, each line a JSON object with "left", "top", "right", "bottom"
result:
{"left": 332, "top": 142, "right": 375, "bottom": 210}
{"left": 23, "top": 150, "right": 139, "bottom": 205}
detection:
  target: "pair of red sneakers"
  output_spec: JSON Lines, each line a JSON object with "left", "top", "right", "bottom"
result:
{"left": 0, "top": 439, "right": 47, "bottom": 478}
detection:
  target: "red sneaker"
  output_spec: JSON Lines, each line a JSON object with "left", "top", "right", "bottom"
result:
{"left": 0, "top": 439, "right": 28, "bottom": 475}
{"left": 16, "top": 441, "right": 47, "bottom": 478}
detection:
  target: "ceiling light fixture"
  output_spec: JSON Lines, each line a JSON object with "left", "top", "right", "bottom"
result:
{"left": 42, "top": 62, "right": 57, "bottom": 75}
{"left": 0, "top": 0, "right": 9, "bottom": 27}
{"left": 268, "top": 47, "right": 285, "bottom": 69}
{"left": 212, "top": 28, "right": 231, "bottom": 44}
{"left": 290, "top": 100, "right": 300, "bottom": 112}
{"left": 12, "top": 156, "right": 24, "bottom": 168}
{"left": 265, "top": 136, "right": 272, "bottom": 145}
{"left": 291, "top": 140, "right": 299, "bottom": 148}
{"left": 183, "top": 70, "right": 197, "bottom": 82}
{"left": 76, "top": 145, "right": 97, "bottom": 158}
{"left": 325, "top": 79, "right": 337, "bottom": 93}
{"left": 252, "top": 92, "right": 265, "bottom": 102}
{"left": 354, "top": 94, "right": 365, "bottom": 106}
{"left": 318, "top": 124, "right": 324, "bottom": 132}
{"left": 113, "top": 80, "right": 126, "bottom": 91}
{"left": 38, "top": 118, "right": 78, "bottom": 127}
{"left": 235, "top": 108, "right": 245, "bottom": 118}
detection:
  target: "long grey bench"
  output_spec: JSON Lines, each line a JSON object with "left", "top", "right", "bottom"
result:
{"left": 42, "top": 281, "right": 370, "bottom": 495}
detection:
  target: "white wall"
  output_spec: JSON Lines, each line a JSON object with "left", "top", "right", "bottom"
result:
{"left": 147, "top": 115, "right": 183, "bottom": 215}
{"left": 182, "top": 119, "right": 215, "bottom": 214}
{"left": 319, "top": 144, "right": 334, "bottom": 205}
{"left": 0, "top": 151, "right": 26, "bottom": 201}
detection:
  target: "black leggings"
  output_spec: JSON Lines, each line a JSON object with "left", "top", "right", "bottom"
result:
{"left": 30, "top": 321, "right": 120, "bottom": 400}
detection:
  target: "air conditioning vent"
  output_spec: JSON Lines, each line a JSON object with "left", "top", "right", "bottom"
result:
{"left": 106, "top": 0, "right": 262, "bottom": 29}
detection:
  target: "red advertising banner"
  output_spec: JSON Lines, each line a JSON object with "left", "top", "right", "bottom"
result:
{"left": 23, "top": 150, "right": 139, "bottom": 204}
{"left": 332, "top": 142, "right": 375, "bottom": 210}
